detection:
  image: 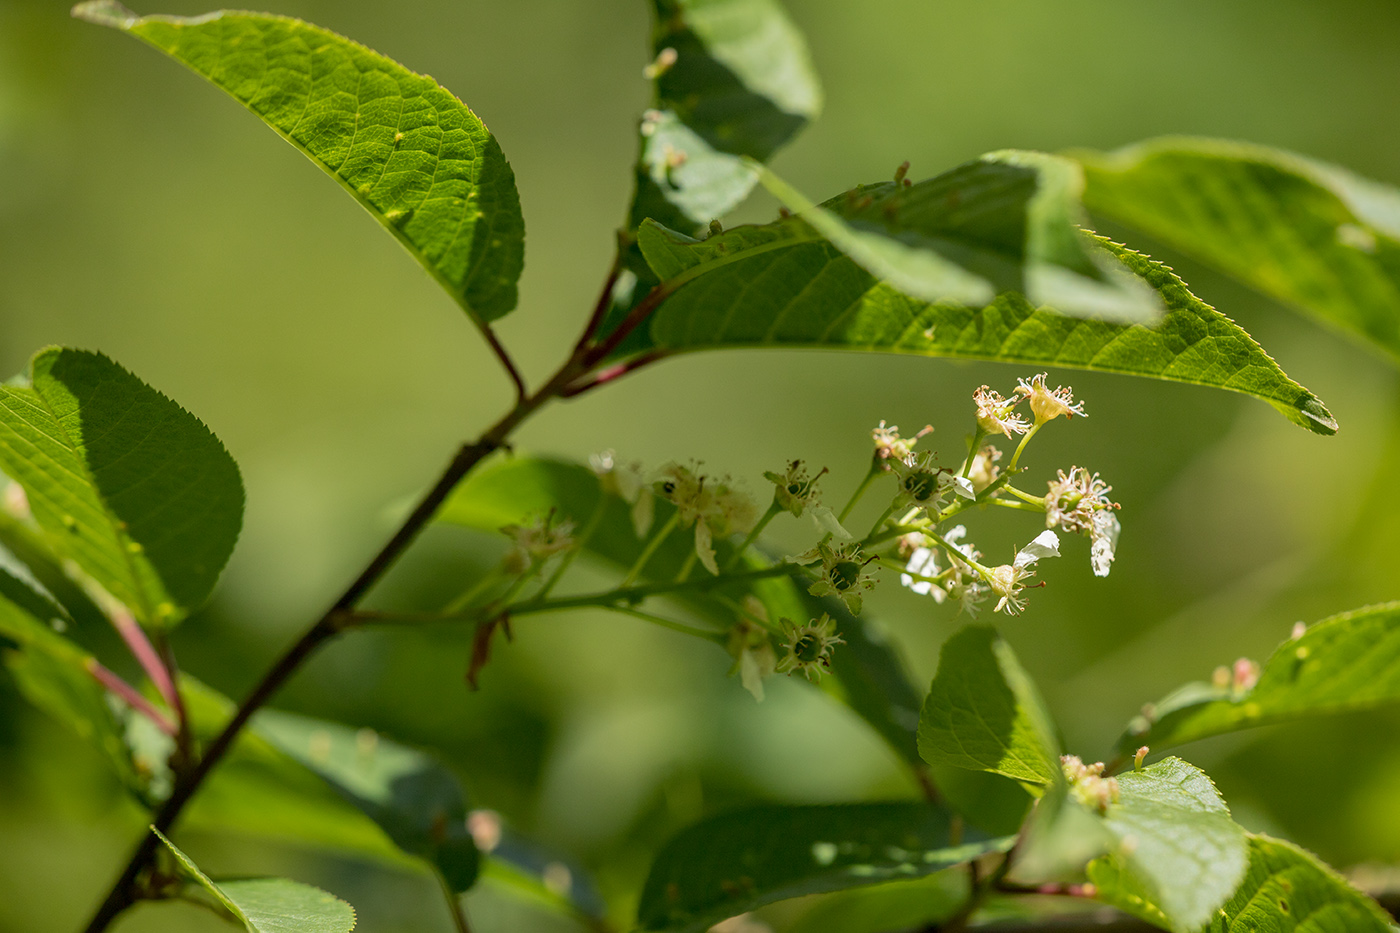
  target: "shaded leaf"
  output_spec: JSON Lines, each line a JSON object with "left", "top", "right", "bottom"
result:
{"left": 783, "top": 872, "right": 967, "bottom": 933}
{"left": 631, "top": 206, "right": 1334, "bottom": 435}
{"left": 0, "top": 348, "right": 243, "bottom": 626}
{"left": 754, "top": 154, "right": 1162, "bottom": 322}
{"left": 152, "top": 828, "right": 357, "bottom": 933}
{"left": 918, "top": 625, "right": 1060, "bottom": 786}
{"left": 1091, "top": 757, "right": 1247, "bottom": 932}
{"left": 75, "top": 2, "right": 524, "bottom": 325}
{"left": 636, "top": 802, "right": 1013, "bottom": 933}
{"left": 629, "top": 0, "right": 821, "bottom": 235}
{"left": 179, "top": 678, "right": 417, "bottom": 868}
{"left": 1119, "top": 602, "right": 1400, "bottom": 754}
{"left": 254, "top": 709, "right": 479, "bottom": 892}
{"left": 1077, "top": 137, "right": 1400, "bottom": 360}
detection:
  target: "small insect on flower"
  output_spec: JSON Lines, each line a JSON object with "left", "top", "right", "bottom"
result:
{"left": 1016, "top": 373, "right": 1086, "bottom": 424}
{"left": 800, "top": 541, "right": 878, "bottom": 614}
{"left": 889, "top": 451, "right": 955, "bottom": 512}
{"left": 775, "top": 614, "right": 845, "bottom": 682}
{"left": 763, "top": 460, "right": 828, "bottom": 518}
{"left": 1062, "top": 755, "right": 1120, "bottom": 814}
{"left": 972, "top": 386, "right": 1030, "bottom": 438}
{"left": 871, "top": 420, "right": 932, "bottom": 466}
{"left": 500, "top": 510, "right": 576, "bottom": 575}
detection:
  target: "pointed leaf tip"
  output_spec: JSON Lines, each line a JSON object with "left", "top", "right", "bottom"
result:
{"left": 72, "top": 1, "right": 138, "bottom": 28}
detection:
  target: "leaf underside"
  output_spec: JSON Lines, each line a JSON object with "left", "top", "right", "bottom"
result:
{"left": 635, "top": 802, "right": 1013, "bottom": 933}
{"left": 0, "top": 348, "right": 243, "bottom": 626}
{"left": 1077, "top": 136, "right": 1400, "bottom": 362}
{"left": 75, "top": 2, "right": 525, "bottom": 326}
{"left": 1119, "top": 601, "right": 1400, "bottom": 754}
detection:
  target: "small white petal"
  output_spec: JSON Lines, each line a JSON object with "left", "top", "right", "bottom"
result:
{"left": 739, "top": 650, "right": 765, "bottom": 702}
{"left": 631, "top": 489, "right": 655, "bottom": 538}
{"left": 951, "top": 475, "right": 976, "bottom": 500}
{"left": 695, "top": 523, "right": 718, "bottom": 575}
{"left": 810, "top": 505, "right": 853, "bottom": 540}
{"left": 1090, "top": 511, "right": 1120, "bottom": 577}
{"left": 1015, "top": 529, "right": 1061, "bottom": 567}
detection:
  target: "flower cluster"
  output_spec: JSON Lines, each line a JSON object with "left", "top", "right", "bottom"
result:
{"left": 1045, "top": 467, "right": 1120, "bottom": 577}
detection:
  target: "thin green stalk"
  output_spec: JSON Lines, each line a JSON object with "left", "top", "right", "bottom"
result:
{"left": 837, "top": 459, "right": 883, "bottom": 523}
{"left": 1008, "top": 421, "right": 1043, "bottom": 470}
{"left": 674, "top": 548, "right": 697, "bottom": 582}
{"left": 961, "top": 427, "right": 988, "bottom": 478}
{"left": 723, "top": 499, "right": 782, "bottom": 571}
{"left": 864, "top": 503, "right": 897, "bottom": 540}
{"left": 442, "top": 566, "right": 507, "bottom": 614}
{"left": 603, "top": 605, "right": 727, "bottom": 644}
{"left": 710, "top": 591, "right": 782, "bottom": 635}
{"left": 988, "top": 498, "right": 1043, "bottom": 513}
{"left": 438, "top": 873, "right": 473, "bottom": 933}
{"left": 535, "top": 494, "right": 609, "bottom": 601}
{"left": 621, "top": 511, "right": 679, "bottom": 587}
{"left": 1003, "top": 484, "right": 1046, "bottom": 507}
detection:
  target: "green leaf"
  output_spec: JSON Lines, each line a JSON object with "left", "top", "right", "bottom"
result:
{"left": 629, "top": 0, "right": 821, "bottom": 235}
{"left": 783, "top": 873, "right": 967, "bottom": 933}
{"left": 254, "top": 709, "right": 480, "bottom": 892}
{"left": 1091, "top": 757, "right": 1247, "bottom": 932}
{"left": 75, "top": 2, "right": 524, "bottom": 325}
{"left": 1076, "top": 137, "right": 1400, "bottom": 361}
{"left": 0, "top": 348, "right": 244, "bottom": 626}
{"left": 0, "top": 562, "right": 137, "bottom": 788}
{"left": 1203, "top": 835, "right": 1395, "bottom": 932}
{"left": 151, "top": 828, "right": 357, "bottom": 933}
{"left": 753, "top": 154, "right": 1162, "bottom": 322}
{"left": 815, "top": 594, "right": 925, "bottom": 767}
{"left": 918, "top": 625, "right": 1061, "bottom": 786}
{"left": 635, "top": 802, "right": 1013, "bottom": 933}
{"left": 631, "top": 203, "right": 1334, "bottom": 435}
{"left": 1119, "top": 602, "right": 1400, "bottom": 755}
{"left": 178, "top": 677, "right": 419, "bottom": 868}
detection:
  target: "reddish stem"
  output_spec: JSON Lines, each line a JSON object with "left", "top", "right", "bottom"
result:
{"left": 85, "top": 659, "right": 177, "bottom": 737}
{"left": 110, "top": 609, "right": 181, "bottom": 719}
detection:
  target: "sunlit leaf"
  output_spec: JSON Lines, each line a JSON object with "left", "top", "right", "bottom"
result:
{"left": 75, "top": 2, "right": 525, "bottom": 326}
{"left": 635, "top": 802, "right": 1013, "bottom": 933}
{"left": 1077, "top": 137, "right": 1400, "bottom": 361}
{"left": 1089, "top": 757, "right": 1247, "bottom": 932}
{"left": 630, "top": 195, "right": 1334, "bottom": 434}
{"left": 1119, "top": 602, "right": 1400, "bottom": 754}
{"left": 917, "top": 625, "right": 1061, "bottom": 786}
{"left": 628, "top": 0, "right": 821, "bottom": 235}
{"left": 152, "top": 828, "right": 357, "bottom": 933}
{"left": 0, "top": 348, "right": 243, "bottom": 626}
{"left": 754, "top": 153, "right": 1163, "bottom": 322}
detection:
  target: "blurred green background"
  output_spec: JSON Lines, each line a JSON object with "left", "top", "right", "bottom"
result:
{"left": 3, "top": 0, "right": 1399, "bottom": 929}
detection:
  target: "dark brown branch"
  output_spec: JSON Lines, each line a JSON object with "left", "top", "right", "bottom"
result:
{"left": 81, "top": 337, "right": 592, "bottom": 933}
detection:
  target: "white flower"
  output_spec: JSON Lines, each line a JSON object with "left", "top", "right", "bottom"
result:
{"left": 1045, "top": 467, "right": 1117, "bottom": 536}
{"left": 1016, "top": 529, "right": 1061, "bottom": 566}
{"left": 727, "top": 598, "right": 776, "bottom": 702}
{"left": 591, "top": 450, "right": 654, "bottom": 537}
{"left": 973, "top": 386, "right": 1030, "bottom": 438}
{"left": 987, "top": 530, "right": 1060, "bottom": 615}
{"left": 889, "top": 451, "right": 953, "bottom": 513}
{"left": 871, "top": 420, "right": 932, "bottom": 464}
{"left": 654, "top": 463, "right": 756, "bottom": 575}
{"left": 501, "top": 511, "right": 576, "bottom": 574}
{"left": 1090, "top": 508, "right": 1120, "bottom": 578}
{"left": 900, "top": 546, "right": 943, "bottom": 600}
{"left": 1016, "top": 373, "right": 1086, "bottom": 424}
